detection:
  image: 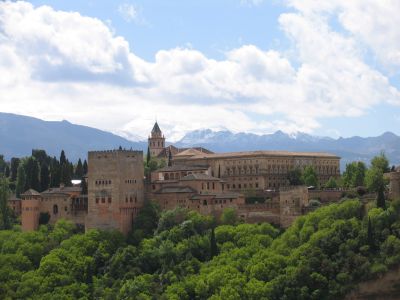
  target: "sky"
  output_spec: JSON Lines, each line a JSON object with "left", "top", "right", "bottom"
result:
{"left": 0, "top": 0, "right": 400, "bottom": 141}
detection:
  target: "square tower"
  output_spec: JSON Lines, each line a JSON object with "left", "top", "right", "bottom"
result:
{"left": 85, "top": 150, "right": 144, "bottom": 235}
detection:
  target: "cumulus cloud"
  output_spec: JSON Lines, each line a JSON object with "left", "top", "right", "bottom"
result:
{"left": 0, "top": 1, "right": 399, "bottom": 141}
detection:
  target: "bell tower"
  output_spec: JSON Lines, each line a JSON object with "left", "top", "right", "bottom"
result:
{"left": 148, "top": 122, "right": 165, "bottom": 157}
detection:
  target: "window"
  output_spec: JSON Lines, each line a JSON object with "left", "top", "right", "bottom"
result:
{"left": 108, "top": 197, "right": 112, "bottom": 203}
{"left": 53, "top": 205, "right": 58, "bottom": 214}
{"left": 96, "top": 198, "right": 99, "bottom": 204}
{"left": 101, "top": 197, "right": 105, "bottom": 203}
{"left": 64, "top": 206, "right": 68, "bottom": 212}
{"left": 130, "top": 197, "right": 133, "bottom": 203}
{"left": 212, "top": 182, "right": 215, "bottom": 189}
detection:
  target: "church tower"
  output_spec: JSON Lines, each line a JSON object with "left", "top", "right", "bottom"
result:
{"left": 148, "top": 122, "right": 165, "bottom": 157}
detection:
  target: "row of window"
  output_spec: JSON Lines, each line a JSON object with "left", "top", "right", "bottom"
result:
{"left": 95, "top": 197, "right": 112, "bottom": 204}
{"left": 201, "top": 182, "right": 216, "bottom": 190}
{"left": 95, "top": 180, "right": 112, "bottom": 185}
{"left": 227, "top": 183, "right": 259, "bottom": 189}
{"left": 22, "top": 207, "right": 39, "bottom": 211}
{"left": 125, "top": 196, "right": 137, "bottom": 203}
{"left": 125, "top": 179, "right": 137, "bottom": 184}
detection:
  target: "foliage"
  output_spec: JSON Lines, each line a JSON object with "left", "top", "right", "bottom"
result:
{"left": 0, "top": 176, "right": 12, "bottom": 229}
{"left": 2, "top": 200, "right": 400, "bottom": 299}
{"left": 324, "top": 176, "right": 338, "bottom": 188}
{"left": 220, "top": 208, "right": 238, "bottom": 225}
{"left": 342, "top": 161, "right": 367, "bottom": 188}
{"left": 287, "top": 168, "right": 304, "bottom": 186}
{"left": 301, "top": 166, "right": 318, "bottom": 187}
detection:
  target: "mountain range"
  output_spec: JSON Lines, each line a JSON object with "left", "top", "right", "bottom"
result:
{"left": 1, "top": 112, "right": 399, "bottom": 170}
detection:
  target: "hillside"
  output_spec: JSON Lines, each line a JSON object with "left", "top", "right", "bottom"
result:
{"left": 0, "top": 113, "right": 146, "bottom": 161}
{"left": 1, "top": 199, "right": 400, "bottom": 299}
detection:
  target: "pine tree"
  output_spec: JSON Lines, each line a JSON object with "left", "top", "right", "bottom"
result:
{"left": 75, "top": 159, "right": 84, "bottom": 179}
{"left": 40, "top": 163, "right": 50, "bottom": 192}
{"left": 15, "top": 164, "right": 26, "bottom": 198}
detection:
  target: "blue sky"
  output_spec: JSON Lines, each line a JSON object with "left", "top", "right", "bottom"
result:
{"left": 1, "top": 0, "right": 400, "bottom": 140}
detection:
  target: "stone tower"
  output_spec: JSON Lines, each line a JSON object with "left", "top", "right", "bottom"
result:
{"left": 21, "top": 189, "right": 41, "bottom": 232}
{"left": 85, "top": 149, "right": 145, "bottom": 235}
{"left": 148, "top": 122, "right": 165, "bottom": 157}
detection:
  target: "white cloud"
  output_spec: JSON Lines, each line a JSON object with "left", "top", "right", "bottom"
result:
{"left": 117, "top": 3, "right": 146, "bottom": 25}
{"left": 240, "top": 0, "right": 264, "bottom": 7}
{"left": 0, "top": 1, "right": 400, "bottom": 141}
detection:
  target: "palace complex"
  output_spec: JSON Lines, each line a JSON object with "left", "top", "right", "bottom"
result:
{"left": 11, "top": 122, "right": 344, "bottom": 234}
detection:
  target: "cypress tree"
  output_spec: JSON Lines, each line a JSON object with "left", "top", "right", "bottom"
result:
{"left": 75, "top": 159, "right": 84, "bottom": 179}
{"left": 50, "top": 157, "right": 61, "bottom": 187}
{"left": 10, "top": 158, "right": 20, "bottom": 182}
{"left": 377, "top": 186, "right": 386, "bottom": 209}
{"left": 210, "top": 227, "right": 219, "bottom": 258}
{"left": 60, "top": 150, "right": 67, "bottom": 166}
{"left": 83, "top": 160, "right": 88, "bottom": 175}
{"left": 40, "top": 163, "right": 50, "bottom": 192}
{"left": 81, "top": 179, "right": 88, "bottom": 195}
{"left": 24, "top": 157, "right": 40, "bottom": 191}
{"left": 146, "top": 146, "right": 151, "bottom": 166}
{"left": 0, "top": 176, "right": 11, "bottom": 230}
{"left": 168, "top": 150, "right": 172, "bottom": 167}
{"left": 4, "top": 165, "right": 10, "bottom": 178}
{"left": 15, "top": 164, "right": 26, "bottom": 198}
{"left": 367, "top": 217, "right": 375, "bottom": 251}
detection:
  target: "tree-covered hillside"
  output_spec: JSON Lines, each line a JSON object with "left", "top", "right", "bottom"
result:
{"left": 1, "top": 199, "right": 400, "bottom": 299}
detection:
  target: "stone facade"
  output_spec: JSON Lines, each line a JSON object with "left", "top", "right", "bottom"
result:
{"left": 85, "top": 150, "right": 144, "bottom": 235}
{"left": 15, "top": 122, "right": 343, "bottom": 233}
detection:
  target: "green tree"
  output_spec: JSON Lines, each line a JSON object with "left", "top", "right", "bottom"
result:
{"left": 342, "top": 161, "right": 367, "bottom": 187}
{"left": 0, "top": 155, "right": 6, "bottom": 175}
{"left": 0, "top": 176, "right": 11, "bottom": 229}
{"left": 210, "top": 227, "right": 219, "bottom": 258}
{"left": 83, "top": 160, "right": 88, "bottom": 175}
{"left": 301, "top": 166, "right": 318, "bottom": 187}
{"left": 146, "top": 146, "right": 151, "bottom": 166}
{"left": 50, "top": 157, "right": 61, "bottom": 187}
{"left": 366, "top": 154, "right": 389, "bottom": 209}
{"left": 220, "top": 208, "right": 237, "bottom": 225}
{"left": 287, "top": 168, "right": 303, "bottom": 186}
{"left": 59, "top": 150, "right": 67, "bottom": 165}
{"left": 75, "top": 159, "right": 84, "bottom": 179}
{"left": 4, "top": 165, "right": 10, "bottom": 178}
{"left": 324, "top": 176, "right": 338, "bottom": 188}
{"left": 39, "top": 163, "right": 50, "bottom": 192}
{"left": 10, "top": 157, "right": 20, "bottom": 182}
{"left": 24, "top": 157, "right": 40, "bottom": 191}
{"left": 15, "top": 164, "right": 26, "bottom": 197}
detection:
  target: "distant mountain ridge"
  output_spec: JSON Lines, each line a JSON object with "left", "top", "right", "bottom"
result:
{"left": 175, "top": 129, "right": 400, "bottom": 169}
{"left": 1, "top": 112, "right": 399, "bottom": 170}
{"left": 0, "top": 113, "right": 147, "bottom": 161}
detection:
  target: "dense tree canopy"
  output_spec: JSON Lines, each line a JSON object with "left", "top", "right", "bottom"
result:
{"left": 1, "top": 199, "right": 400, "bottom": 299}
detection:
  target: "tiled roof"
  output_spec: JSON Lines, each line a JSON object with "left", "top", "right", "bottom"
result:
{"left": 156, "top": 186, "right": 197, "bottom": 194}
{"left": 21, "top": 189, "right": 41, "bottom": 196}
{"left": 175, "top": 150, "right": 339, "bottom": 159}
{"left": 151, "top": 122, "right": 162, "bottom": 134}
{"left": 157, "top": 165, "right": 209, "bottom": 172}
{"left": 180, "top": 173, "right": 220, "bottom": 181}
{"left": 42, "top": 186, "right": 81, "bottom": 195}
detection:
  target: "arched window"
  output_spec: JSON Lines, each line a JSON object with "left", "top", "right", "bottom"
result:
{"left": 53, "top": 205, "right": 58, "bottom": 215}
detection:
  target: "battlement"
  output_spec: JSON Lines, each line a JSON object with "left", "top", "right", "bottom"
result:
{"left": 89, "top": 149, "right": 143, "bottom": 155}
